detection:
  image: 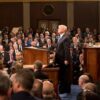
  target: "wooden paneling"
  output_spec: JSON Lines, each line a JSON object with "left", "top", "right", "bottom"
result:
{"left": 74, "top": 1, "right": 99, "bottom": 31}
{"left": 0, "top": 2, "right": 23, "bottom": 29}
{"left": 43, "top": 68, "right": 59, "bottom": 86}
{"left": 23, "top": 47, "right": 49, "bottom": 65}
{"left": 84, "top": 47, "right": 100, "bottom": 81}
{"left": 30, "top": 2, "right": 67, "bottom": 31}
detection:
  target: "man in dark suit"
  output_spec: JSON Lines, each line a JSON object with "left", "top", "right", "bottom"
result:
{"left": 4, "top": 48, "right": 15, "bottom": 70}
{"left": 34, "top": 60, "right": 48, "bottom": 80}
{"left": 54, "top": 25, "right": 71, "bottom": 94}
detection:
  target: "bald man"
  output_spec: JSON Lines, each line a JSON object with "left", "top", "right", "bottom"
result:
{"left": 77, "top": 74, "right": 91, "bottom": 100}
{"left": 78, "top": 75, "right": 90, "bottom": 89}
{"left": 54, "top": 25, "right": 71, "bottom": 94}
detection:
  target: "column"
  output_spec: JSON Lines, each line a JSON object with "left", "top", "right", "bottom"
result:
{"left": 98, "top": 1, "right": 100, "bottom": 33}
{"left": 67, "top": 2, "right": 74, "bottom": 29}
{"left": 23, "top": 2, "right": 30, "bottom": 30}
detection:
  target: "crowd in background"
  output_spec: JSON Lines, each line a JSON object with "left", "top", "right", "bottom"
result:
{"left": 0, "top": 26, "right": 100, "bottom": 100}
{"left": 0, "top": 26, "right": 100, "bottom": 82}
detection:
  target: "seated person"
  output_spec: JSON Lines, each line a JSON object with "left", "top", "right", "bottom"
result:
{"left": 31, "top": 79, "right": 43, "bottom": 99}
{"left": 77, "top": 74, "right": 91, "bottom": 100}
{"left": 78, "top": 74, "right": 92, "bottom": 90}
{"left": 80, "top": 91, "right": 100, "bottom": 100}
{"left": 11, "top": 69, "right": 37, "bottom": 100}
{"left": 34, "top": 60, "right": 48, "bottom": 80}
{"left": 83, "top": 82, "right": 97, "bottom": 93}
{"left": 0, "top": 72, "right": 11, "bottom": 100}
{"left": 15, "top": 51, "right": 23, "bottom": 63}
{"left": 42, "top": 80, "right": 57, "bottom": 100}
{"left": 10, "top": 61, "right": 23, "bottom": 75}
{"left": 0, "top": 61, "right": 9, "bottom": 77}
{"left": 83, "top": 73, "right": 94, "bottom": 83}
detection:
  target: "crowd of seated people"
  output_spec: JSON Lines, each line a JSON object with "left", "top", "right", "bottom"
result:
{"left": 0, "top": 26, "right": 99, "bottom": 100}
{"left": 0, "top": 26, "right": 99, "bottom": 82}
{"left": 0, "top": 63, "right": 60, "bottom": 100}
{"left": 0, "top": 62, "right": 100, "bottom": 100}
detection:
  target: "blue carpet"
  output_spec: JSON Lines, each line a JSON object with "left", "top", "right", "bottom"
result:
{"left": 59, "top": 85, "right": 81, "bottom": 100}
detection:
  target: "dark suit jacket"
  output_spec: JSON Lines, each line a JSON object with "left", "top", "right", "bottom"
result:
{"left": 4, "top": 51, "right": 16, "bottom": 68}
{"left": 34, "top": 70, "right": 48, "bottom": 80}
{"left": 11, "top": 91, "right": 37, "bottom": 100}
{"left": 17, "top": 44, "right": 24, "bottom": 51}
{"left": 55, "top": 34, "right": 71, "bottom": 65}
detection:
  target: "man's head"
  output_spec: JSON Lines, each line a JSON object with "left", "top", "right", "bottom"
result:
{"left": 78, "top": 75, "right": 90, "bottom": 89}
{"left": 11, "top": 61, "right": 23, "bottom": 74}
{"left": 83, "top": 82, "right": 97, "bottom": 93}
{"left": 12, "top": 69, "right": 34, "bottom": 93}
{"left": 0, "top": 45, "right": 4, "bottom": 52}
{"left": 0, "top": 72, "right": 11, "bottom": 96}
{"left": 57, "top": 25, "right": 67, "bottom": 34}
{"left": 34, "top": 60, "right": 43, "bottom": 72}
{"left": 42, "top": 80, "right": 55, "bottom": 99}
{"left": 32, "top": 79, "right": 43, "bottom": 97}
{"left": 15, "top": 51, "right": 23, "bottom": 62}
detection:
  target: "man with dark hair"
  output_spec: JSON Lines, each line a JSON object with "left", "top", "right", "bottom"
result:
{"left": 34, "top": 60, "right": 48, "bottom": 80}
{"left": 0, "top": 72, "right": 11, "bottom": 100}
{"left": 11, "top": 69, "right": 37, "bottom": 100}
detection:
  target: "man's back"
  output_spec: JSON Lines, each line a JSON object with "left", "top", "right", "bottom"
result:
{"left": 34, "top": 70, "right": 48, "bottom": 80}
{"left": 11, "top": 91, "right": 37, "bottom": 100}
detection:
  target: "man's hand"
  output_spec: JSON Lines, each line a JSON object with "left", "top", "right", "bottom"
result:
{"left": 64, "top": 60, "right": 68, "bottom": 65}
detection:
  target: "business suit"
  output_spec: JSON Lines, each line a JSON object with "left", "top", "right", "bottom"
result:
{"left": 4, "top": 51, "right": 15, "bottom": 69}
{"left": 55, "top": 33, "right": 71, "bottom": 94}
{"left": 34, "top": 70, "right": 48, "bottom": 80}
{"left": 11, "top": 91, "right": 37, "bottom": 100}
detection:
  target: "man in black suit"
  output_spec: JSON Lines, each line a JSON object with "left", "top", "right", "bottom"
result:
{"left": 55, "top": 25, "right": 71, "bottom": 94}
{"left": 34, "top": 60, "right": 48, "bottom": 80}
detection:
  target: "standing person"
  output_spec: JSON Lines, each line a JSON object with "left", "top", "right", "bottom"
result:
{"left": 54, "top": 25, "right": 71, "bottom": 95}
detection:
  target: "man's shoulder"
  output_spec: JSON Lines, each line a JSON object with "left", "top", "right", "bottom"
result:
{"left": 11, "top": 91, "right": 37, "bottom": 100}
{"left": 34, "top": 71, "right": 48, "bottom": 80}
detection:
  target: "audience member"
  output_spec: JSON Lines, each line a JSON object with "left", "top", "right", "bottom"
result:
{"left": 83, "top": 82, "right": 97, "bottom": 93}
{"left": 82, "top": 91, "right": 100, "bottom": 100}
{"left": 0, "top": 72, "right": 11, "bottom": 100}
{"left": 78, "top": 75, "right": 90, "bottom": 89}
{"left": 34, "top": 60, "right": 48, "bottom": 80}
{"left": 32, "top": 79, "right": 43, "bottom": 99}
{"left": 11, "top": 68, "right": 37, "bottom": 100}
{"left": 77, "top": 73, "right": 96, "bottom": 100}
{"left": 83, "top": 73, "right": 94, "bottom": 83}
{"left": 77, "top": 74, "right": 91, "bottom": 100}
{"left": 42, "top": 80, "right": 57, "bottom": 100}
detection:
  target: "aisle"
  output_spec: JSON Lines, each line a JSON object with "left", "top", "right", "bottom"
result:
{"left": 59, "top": 85, "right": 81, "bottom": 100}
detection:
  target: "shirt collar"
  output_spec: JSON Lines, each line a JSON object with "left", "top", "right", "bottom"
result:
{"left": 60, "top": 33, "right": 65, "bottom": 38}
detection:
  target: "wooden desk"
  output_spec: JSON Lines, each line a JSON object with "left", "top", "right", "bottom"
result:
{"left": 23, "top": 65, "right": 59, "bottom": 86}
{"left": 23, "top": 47, "right": 49, "bottom": 65}
{"left": 84, "top": 47, "right": 100, "bottom": 81}
{"left": 42, "top": 67, "right": 59, "bottom": 86}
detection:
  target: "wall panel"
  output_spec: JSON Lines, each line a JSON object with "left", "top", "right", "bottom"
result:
{"left": 74, "top": 1, "right": 99, "bottom": 31}
{"left": 30, "top": 2, "right": 67, "bottom": 31}
{"left": 0, "top": 2, "right": 23, "bottom": 29}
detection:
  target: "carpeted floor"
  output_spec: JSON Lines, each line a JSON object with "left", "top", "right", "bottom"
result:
{"left": 59, "top": 85, "right": 81, "bottom": 100}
